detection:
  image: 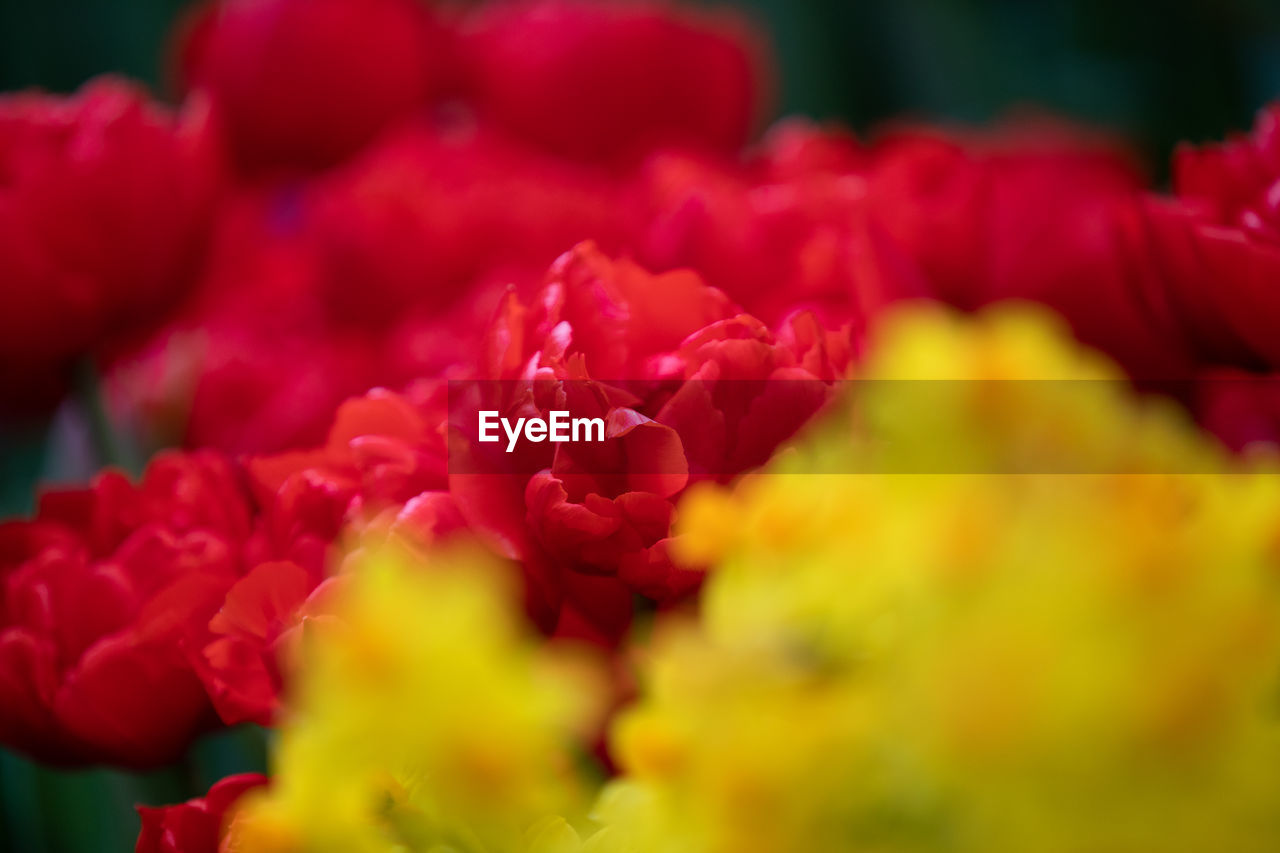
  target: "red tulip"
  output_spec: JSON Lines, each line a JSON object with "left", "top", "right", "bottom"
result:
{"left": 108, "top": 189, "right": 384, "bottom": 455}
{"left": 135, "top": 773, "right": 266, "bottom": 853}
{"left": 451, "top": 243, "right": 850, "bottom": 624}
{"left": 866, "top": 117, "right": 1189, "bottom": 379}
{"left": 0, "top": 452, "right": 252, "bottom": 767}
{"left": 0, "top": 78, "right": 221, "bottom": 411}
{"left": 194, "top": 560, "right": 324, "bottom": 726}
{"left": 178, "top": 0, "right": 450, "bottom": 174}
{"left": 1196, "top": 370, "right": 1280, "bottom": 452}
{"left": 301, "top": 123, "right": 628, "bottom": 327}
{"left": 109, "top": 122, "right": 627, "bottom": 455}
{"left": 631, "top": 121, "right": 925, "bottom": 327}
{"left": 460, "top": 0, "right": 772, "bottom": 165}
{"left": 1133, "top": 104, "right": 1280, "bottom": 368}
{"left": 196, "top": 389, "right": 455, "bottom": 725}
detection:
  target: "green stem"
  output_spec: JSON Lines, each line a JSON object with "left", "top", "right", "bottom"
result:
{"left": 73, "top": 358, "right": 142, "bottom": 477}
{"left": 0, "top": 748, "right": 47, "bottom": 853}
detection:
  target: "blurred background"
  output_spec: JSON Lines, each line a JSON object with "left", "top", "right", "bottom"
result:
{"left": 3, "top": 0, "right": 1280, "bottom": 178}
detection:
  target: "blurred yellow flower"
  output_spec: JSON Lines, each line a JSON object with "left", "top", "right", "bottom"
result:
{"left": 224, "top": 544, "right": 606, "bottom": 853}
{"left": 603, "top": 305, "right": 1280, "bottom": 853}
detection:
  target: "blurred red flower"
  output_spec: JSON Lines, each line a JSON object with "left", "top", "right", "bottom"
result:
{"left": 301, "top": 122, "right": 628, "bottom": 327}
{"left": 0, "top": 78, "right": 221, "bottom": 411}
{"left": 178, "top": 0, "right": 451, "bottom": 175}
{"left": 865, "top": 117, "right": 1189, "bottom": 379}
{"left": 1196, "top": 371, "right": 1280, "bottom": 451}
{"left": 109, "top": 121, "right": 630, "bottom": 455}
{"left": 135, "top": 772, "right": 266, "bottom": 853}
{"left": 460, "top": 0, "right": 772, "bottom": 166}
{"left": 1134, "top": 104, "right": 1280, "bottom": 368}
{"left": 0, "top": 452, "right": 252, "bottom": 767}
{"left": 106, "top": 186, "right": 387, "bottom": 455}
{"left": 630, "top": 120, "right": 926, "bottom": 329}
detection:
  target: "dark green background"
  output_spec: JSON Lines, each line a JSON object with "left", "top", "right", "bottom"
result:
{"left": 3, "top": 0, "right": 1280, "bottom": 178}
{"left": 2, "top": 0, "right": 1279, "bottom": 850}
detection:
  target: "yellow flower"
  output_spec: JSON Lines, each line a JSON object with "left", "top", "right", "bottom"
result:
{"left": 605, "top": 305, "right": 1280, "bottom": 852}
{"left": 226, "top": 544, "right": 605, "bottom": 853}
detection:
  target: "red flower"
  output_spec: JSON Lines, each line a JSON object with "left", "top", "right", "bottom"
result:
{"left": 247, "top": 387, "right": 446, "bottom": 505}
{"left": 183, "top": 332, "right": 381, "bottom": 456}
{"left": 628, "top": 121, "right": 927, "bottom": 327}
{"left": 649, "top": 312, "right": 848, "bottom": 477}
{"left": 451, "top": 243, "right": 848, "bottom": 626}
{"left": 504, "top": 239, "right": 737, "bottom": 378}
{"left": 107, "top": 188, "right": 383, "bottom": 455}
{"left": 0, "top": 452, "right": 252, "bottom": 767}
{"left": 1196, "top": 371, "right": 1280, "bottom": 451}
{"left": 135, "top": 773, "right": 266, "bottom": 853}
{"left": 109, "top": 121, "right": 628, "bottom": 455}
{"left": 195, "top": 389, "right": 456, "bottom": 725}
{"left": 194, "top": 561, "right": 329, "bottom": 727}
{"left": 448, "top": 245, "right": 736, "bottom": 577}
{"left": 301, "top": 122, "right": 627, "bottom": 327}
{"left": 460, "top": 0, "right": 772, "bottom": 166}
{"left": 866, "top": 117, "right": 1189, "bottom": 378}
{"left": 1133, "top": 104, "right": 1280, "bottom": 368}
{"left": 0, "top": 78, "right": 221, "bottom": 411}
{"left": 178, "top": 0, "right": 450, "bottom": 175}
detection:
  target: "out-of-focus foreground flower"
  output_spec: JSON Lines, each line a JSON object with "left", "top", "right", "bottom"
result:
{"left": 221, "top": 545, "right": 605, "bottom": 853}
{"left": 608, "top": 307, "right": 1280, "bottom": 852}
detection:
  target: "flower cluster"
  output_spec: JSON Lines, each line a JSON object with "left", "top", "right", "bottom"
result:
{"left": 143, "top": 309, "right": 1280, "bottom": 852}
{"left": 1, "top": 0, "right": 1280, "bottom": 850}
